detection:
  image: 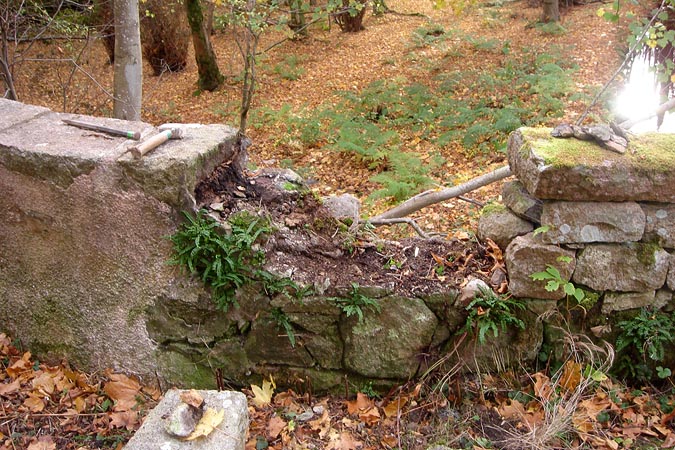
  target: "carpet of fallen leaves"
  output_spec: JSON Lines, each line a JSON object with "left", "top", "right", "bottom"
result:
{"left": 3, "top": 327, "right": 675, "bottom": 449}
{"left": 0, "top": 334, "right": 159, "bottom": 449}
{"left": 10, "top": 0, "right": 675, "bottom": 448}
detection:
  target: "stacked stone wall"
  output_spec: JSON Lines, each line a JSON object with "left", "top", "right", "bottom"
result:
{"left": 479, "top": 128, "right": 675, "bottom": 345}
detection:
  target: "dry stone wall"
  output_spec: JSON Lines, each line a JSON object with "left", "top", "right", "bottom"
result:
{"left": 479, "top": 128, "right": 675, "bottom": 351}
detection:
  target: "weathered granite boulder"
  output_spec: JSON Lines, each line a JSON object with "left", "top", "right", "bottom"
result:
{"left": 540, "top": 201, "right": 645, "bottom": 244}
{"left": 508, "top": 127, "right": 675, "bottom": 202}
{"left": 505, "top": 233, "right": 576, "bottom": 299}
{"left": 341, "top": 296, "right": 438, "bottom": 379}
{"left": 502, "top": 180, "right": 543, "bottom": 223}
{"left": 322, "top": 193, "right": 361, "bottom": 221}
{"left": 669, "top": 253, "right": 675, "bottom": 291}
{"left": 477, "top": 204, "right": 534, "bottom": 249}
{"left": 573, "top": 243, "right": 670, "bottom": 292}
{"left": 642, "top": 203, "right": 675, "bottom": 249}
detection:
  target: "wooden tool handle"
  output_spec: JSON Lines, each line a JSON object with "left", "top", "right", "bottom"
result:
{"left": 129, "top": 130, "right": 172, "bottom": 159}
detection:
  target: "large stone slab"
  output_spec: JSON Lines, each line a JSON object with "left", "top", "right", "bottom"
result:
{"left": 123, "top": 389, "right": 248, "bottom": 450}
{"left": 505, "top": 233, "right": 576, "bottom": 300}
{"left": 573, "top": 243, "right": 670, "bottom": 292}
{"left": 601, "top": 291, "right": 655, "bottom": 314}
{"left": 642, "top": 203, "right": 675, "bottom": 249}
{"left": 0, "top": 98, "right": 50, "bottom": 131}
{"left": 540, "top": 201, "right": 645, "bottom": 244}
{"left": 508, "top": 127, "right": 675, "bottom": 202}
{"left": 478, "top": 204, "right": 533, "bottom": 249}
{"left": 341, "top": 296, "right": 438, "bottom": 379}
{"left": 502, "top": 180, "right": 543, "bottom": 223}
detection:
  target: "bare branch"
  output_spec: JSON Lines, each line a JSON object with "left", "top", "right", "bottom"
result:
{"left": 370, "top": 165, "right": 512, "bottom": 221}
{"left": 366, "top": 217, "right": 430, "bottom": 239}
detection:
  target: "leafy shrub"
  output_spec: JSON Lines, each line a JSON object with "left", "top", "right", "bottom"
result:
{"left": 461, "top": 287, "right": 526, "bottom": 344}
{"left": 614, "top": 308, "right": 675, "bottom": 381}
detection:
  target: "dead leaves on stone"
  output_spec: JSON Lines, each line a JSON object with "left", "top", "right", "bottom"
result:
{"left": 0, "top": 333, "right": 158, "bottom": 449}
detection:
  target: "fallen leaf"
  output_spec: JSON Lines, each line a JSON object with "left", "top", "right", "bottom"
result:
{"left": 559, "top": 361, "right": 582, "bottom": 393}
{"left": 383, "top": 395, "right": 409, "bottom": 418}
{"left": 24, "top": 393, "right": 45, "bottom": 412}
{"left": 346, "top": 392, "right": 372, "bottom": 415}
{"left": 185, "top": 407, "right": 225, "bottom": 441}
{"left": 533, "top": 373, "right": 552, "bottom": 401}
{"left": 327, "top": 431, "right": 363, "bottom": 450}
{"left": 110, "top": 410, "right": 139, "bottom": 430}
{"left": 0, "top": 378, "right": 21, "bottom": 397}
{"left": 497, "top": 399, "right": 525, "bottom": 420}
{"left": 358, "top": 406, "right": 381, "bottom": 426}
{"left": 26, "top": 436, "right": 56, "bottom": 450}
{"left": 267, "top": 415, "right": 287, "bottom": 439}
{"left": 104, "top": 373, "right": 141, "bottom": 411}
{"left": 251, "top": 376, "right": 275, "bottom": 407}
{"left": 180, "top": 390, "right": 204, "bottom": 409}
{"left": 6, "top": 352, "right": 32, "bottom": 378}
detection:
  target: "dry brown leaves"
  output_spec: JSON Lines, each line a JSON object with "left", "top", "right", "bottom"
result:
{"left": 0, "top": 333, "right": 159, "bottom": 449}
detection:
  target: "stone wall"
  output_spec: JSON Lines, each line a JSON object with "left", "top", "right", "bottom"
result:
{"left": 479, "top": 127, "right": 675, "bottom": 365}
{"left": 0, "top": 99, "right": 540, "bottom": 392}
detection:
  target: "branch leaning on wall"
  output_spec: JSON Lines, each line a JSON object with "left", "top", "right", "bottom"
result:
{"left": 367, "top": 165, "right": 513, "bottom": 224}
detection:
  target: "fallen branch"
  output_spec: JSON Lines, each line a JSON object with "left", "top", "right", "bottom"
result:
{"left": 366, "top": 217, "right": 430, "bottom": 238}
{"left": 619, "top": 96, "right": 675, "bottom": 130}
{"left": 369, "top": 165, "right": 512, "bottom": 221}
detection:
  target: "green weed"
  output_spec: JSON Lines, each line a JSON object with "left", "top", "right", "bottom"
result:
{"left": 329, "top": 282, "right": 381, "bottom": 323}
{"left": 461, "top": 287, "right": 526, "bottom": 344}
{"left": 273, "top": 55, "right": 306, "bottom": 81}
{"left": 614, "top": 308, "right": 675, "bottom": 381}
{"left": 271, "top": 307, "right": 296, "bottom": 347}
{"left": 168, "top": 210, "right": 305, "bottom": 311}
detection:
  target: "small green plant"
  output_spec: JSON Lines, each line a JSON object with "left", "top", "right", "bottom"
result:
{"left": 270, "top": 307, "right": 296, "bottom": 347}
{"left": 359, "top": 381, "right": 381, "bottom": 398}
{"left": 461, "top": 287, "right": 525, "bottom": 344}
{"left": 273, "top": 55, "right": 306, "bottom": 81}
{"left": 531, "top": 263, "right": 585, "bottom": 303}
{"left": 614, "top": 308, "right": 675, "bottom": 381}
{"left": 168, "top": 210, "right": 270, "bottom": 310}
{"left": 330, "top": 282, "right": 381, "bottom": 323}
{"left": 167, "top": 209, "right": 311, "bottom": 312}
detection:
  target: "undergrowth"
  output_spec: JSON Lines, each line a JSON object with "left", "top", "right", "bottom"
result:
{"left": 252, "top": 32, "right": 576, "bottom": 202}
{"left": 168, "top": 210, "right": 302, "bottom": 311}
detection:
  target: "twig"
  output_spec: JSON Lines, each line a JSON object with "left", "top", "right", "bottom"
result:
{"left": 457, "top": 195, "right": 484, "bottom": 208}
{"left": 367, "top": 217, "right": 430, "bottom": 238}
{"left": 575, "top": 0, "right": 666, "bottom": 125}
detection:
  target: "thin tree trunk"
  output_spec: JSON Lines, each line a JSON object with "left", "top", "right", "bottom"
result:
{"left": 185, "top": 0, "right": 223, "bottom": 92}
{"left": 541, "top": 0, "right": 560, "bottom": 22}
{"left": 370, "top": 165, "right": 512, "bottom": 222}
{"left": 0, "top": 27, "right": 17, "bottom": 100}
{"left": 113, "top": 0, "right": 142, "bottom": 120}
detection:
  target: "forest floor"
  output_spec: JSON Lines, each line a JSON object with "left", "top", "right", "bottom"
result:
{"left": 8, "top": 0, "right": 675, "bottom": 449}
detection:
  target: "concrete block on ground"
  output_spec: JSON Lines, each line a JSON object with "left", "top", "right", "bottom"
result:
{"left": 124, "top": 389, "right": 248, "bottom": 450}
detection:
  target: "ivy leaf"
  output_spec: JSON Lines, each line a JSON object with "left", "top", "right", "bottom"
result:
{"left": 563, "top": 282, "right": 576, "bottom": 296}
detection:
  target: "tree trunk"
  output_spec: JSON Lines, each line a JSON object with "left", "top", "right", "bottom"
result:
{"left": 541, "top": 0, "right": 559, "bottom": 22}
{"left": 113, "top": 0, "right": 142, "bottom": 120}
{"left": 288, "top": 0, "right": 307, "bottom": 37}
{"left": 185, "top": 0, "right": 223, "bottom": 92}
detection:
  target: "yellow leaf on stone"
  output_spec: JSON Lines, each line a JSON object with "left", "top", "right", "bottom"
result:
{"left": 184, "top": 407, "right": 225, "bottom": 441}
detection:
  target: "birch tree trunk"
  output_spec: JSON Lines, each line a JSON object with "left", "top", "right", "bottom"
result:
{"left": 113, "top": 0, "right": 142, "bottom": 120}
